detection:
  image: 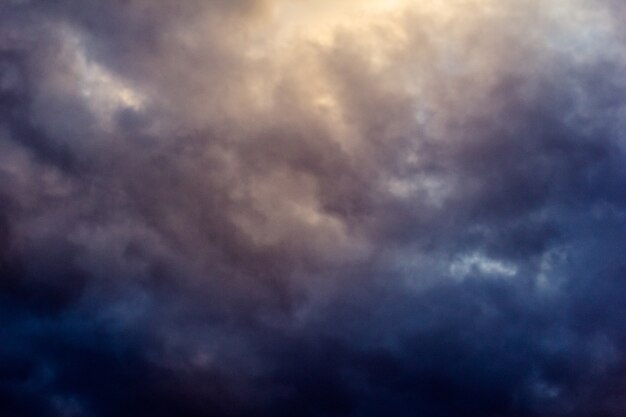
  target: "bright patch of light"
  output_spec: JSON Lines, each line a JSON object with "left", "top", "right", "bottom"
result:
{"left": 60, "top": 26, "right": 145, "bottom": 127}
{"left": 450, "top": 253, "right": 518, "bottom": 279}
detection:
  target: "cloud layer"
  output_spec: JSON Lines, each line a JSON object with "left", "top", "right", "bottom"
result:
{"left": 1, "top": 1, "right": 625, "bottom": 416}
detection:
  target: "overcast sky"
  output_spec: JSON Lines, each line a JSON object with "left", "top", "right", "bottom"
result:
{"left": 1, "top": 1, "right": 625, "bottom": 416}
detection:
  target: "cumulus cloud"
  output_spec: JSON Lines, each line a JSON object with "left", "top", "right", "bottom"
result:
{"left": 0, "top": 0, "right": 625, "bottom": 416}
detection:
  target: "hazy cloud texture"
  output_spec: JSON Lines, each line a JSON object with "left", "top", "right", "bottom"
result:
{"left": 1, "top": 1, "right": 625, "bottom": 416}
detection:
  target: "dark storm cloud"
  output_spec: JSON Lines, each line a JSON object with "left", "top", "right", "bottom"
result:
{"left": 1, "top": 1, "right": 625, "bottom": 416}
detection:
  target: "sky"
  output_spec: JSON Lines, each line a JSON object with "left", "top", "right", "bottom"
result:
{"left": 0, "top": 1, "right": 625, "bottom": 416}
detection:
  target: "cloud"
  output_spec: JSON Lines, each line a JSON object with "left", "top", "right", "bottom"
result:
{"left": 0, "top": 0, "right": 625, "bottom": 416}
